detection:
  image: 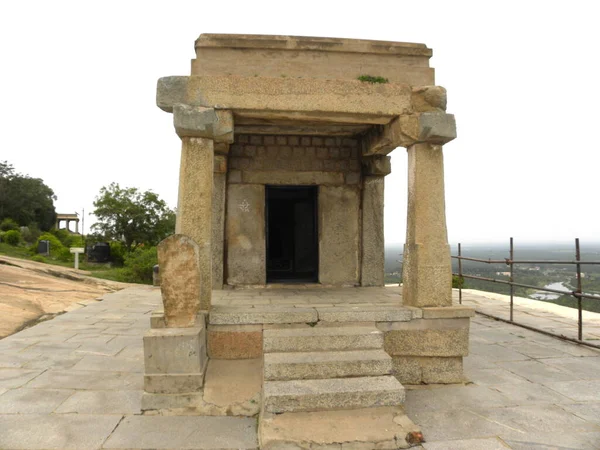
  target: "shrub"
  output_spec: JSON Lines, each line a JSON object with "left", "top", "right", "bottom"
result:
{"left": 31, "top": 254, "right": 46, "bottom": 263}
{"left": 35, "top": 233, "right": 71, "bottom": 261}
{"left": 3, "top": 229, "right": 21, "bottom": 246}
{"left": 357, "top": 75, "right": 389, "bottom": 84}
{"left": 122, "top": 246, "right": 157, "bottom": 284}
{"left": 0, "top": 218, "right": 19, "bottom": 232}
{"left": 109, "top": 241, "right": 126, "bottom": 266}
{"left": 452, "top": 275, "right": 466, "bottom": 289}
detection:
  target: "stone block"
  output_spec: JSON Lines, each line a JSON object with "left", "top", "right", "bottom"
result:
{"left": 319, "top": 185, "right": 360, "bottom": 285}
{"left": 158, "top": 234, "right": 202, "bottom": 327}
{"left": 210, "top": 307, "right": 317, "bottom": 325}
{"left": 361, "top": 176, "right": 385, "bottom": 286}
{"left": 381, "top": 318, "right": 470, "bottom": 357}
{"left": 242, "top": 170, "right": 345, "bottom": 186}
{"left": 259, "top": 406, "right": 420, "bottom": 450}
{"left": 392, "top": 356, "right": 465, "bottom": 384}
{"left": 399, "top": 112, "right": 456, "bottom": 145}
{"left": 362, "top": 156, "right": 391, "bottom": 176}
{"left": 226, "top": 184, "right": 266, "bottom": 285}
{"left": 318, "top": 306, "right": 412, "bottom": 322}
{"left": 150, "top": 310, "right": 166, "bottom": 328}
{"left": 144, "top": 373, "right": 206, "bottom": 394}
{"left": 207, "top": 324, "right": 263, "bottom": 359}
{"left": 156, "top": 76, "right": 188, "bottom": 112}
{"left": 264, "top": 349, "right": 392, "bottom": 381}
{"left": 263, "top": 326, "right": 384, "bottom": 353}
{"left": 421, "top": 306, "right": 475, "bottom": 319}
{"left": 173, "top": 104, "right": 234, "bottom": 142}
{"left": 143, "top": 326, "right": 207, "bottom": 394}
{"left": 263, "top": 375, "right": 404, "bottom": 413}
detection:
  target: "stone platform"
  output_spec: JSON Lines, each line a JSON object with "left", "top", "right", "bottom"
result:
{"left": 1, "top": 286, "right": 600, "bottom": 449}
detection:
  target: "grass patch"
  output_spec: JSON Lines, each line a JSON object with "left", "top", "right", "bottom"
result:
{"left": 357, "top": 75, "right": 389, "bottom": 84}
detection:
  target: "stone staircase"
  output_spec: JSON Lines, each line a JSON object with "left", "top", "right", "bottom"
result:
{"left": 262, "top": 325, "right": 405, "bottom": 413}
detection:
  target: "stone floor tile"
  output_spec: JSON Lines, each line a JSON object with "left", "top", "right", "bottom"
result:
{"left": 27, "top": 369, "right": 143, "bottom": 391}
{"left": 407, "top": 409, "right": 518, "bottom": 442}
{"left": 0, "top": 368, "right": 44, "bottom": 389}
{"left": 55, "top": 390, "right": 143, "bottom": 414}
{"left": 70, "top": 355, "right": 143, "bottom": 373}
{"left": 496, "top": 360, "right": 579, "bottom": 384}
{"left": 541, "top": 356, "right": 600, "bottom": 379}
{"left": 103, "top": 415, "right": 258, "bottom": 449}
{"left": 560, "top": 402, "right": 600, "bottom": 425}
{"left": 544, "top": 379, "right": 600, "bottom": 402}
{"left": 465, "top": 367, "right": 531, "bottom": 385}
{"left": 0, "top": 388, "right": 74, "bottom": 413}
{"left": 502, "top": 432, "right": 600, "bottom": 450}
{"left": 22, "top": 353, "right": 84, "bottom": 370}
{"left": 483, "top": 404, "right": 599, "bottom": 434}
{"left": 498, "top": 340, "right": 571, "bottom": 359}
{"left": 422, "top": 437, "right": 510, "bottom": 449}
{"left": 469, "top": 343, "right": 531, "bottom": 361}
{"left": 488, "top": 381, "right": 575, "bottom": 405}
{"left": 0, "top": 413, "right": 122, "bottom": 450}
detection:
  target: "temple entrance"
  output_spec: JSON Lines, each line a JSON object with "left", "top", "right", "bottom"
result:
{"left": 266, "top": 186, "right": 318, "bottom": 283}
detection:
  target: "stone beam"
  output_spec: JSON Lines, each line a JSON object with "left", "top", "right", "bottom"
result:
{"left": 173, "top": 104, "right": 234, "bottom": 143}
{"left": 157, "top": 75, "right": 413, "bottom": 121}
{"left": 362, "top": 112, "right": 456, "bottom": 156}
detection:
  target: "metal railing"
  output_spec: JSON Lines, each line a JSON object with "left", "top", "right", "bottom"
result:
{"left": 453, "top": 237, "right": 600, "bottom": 349}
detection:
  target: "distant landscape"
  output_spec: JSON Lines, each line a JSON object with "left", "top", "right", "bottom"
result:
{"left": 385, "top": 241, "right": 600, "bottom": 313}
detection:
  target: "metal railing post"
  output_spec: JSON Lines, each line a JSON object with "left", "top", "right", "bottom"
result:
{"left": 458, "top": 243, "right": 463, "bottom": 305}
{"left": 509, "top": 237, "right": 514, "bottom": 322}
{"left": 575, "top": 238, "right": 583, "bottom": 341}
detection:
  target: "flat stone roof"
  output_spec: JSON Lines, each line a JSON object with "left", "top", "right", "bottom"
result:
{"left": 195, "top": 34, "right": 432, "bottom": 57}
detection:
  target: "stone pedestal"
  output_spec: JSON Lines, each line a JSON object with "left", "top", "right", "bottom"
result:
{"left": 143, "top": 325, "right": 207, "bottom": 394}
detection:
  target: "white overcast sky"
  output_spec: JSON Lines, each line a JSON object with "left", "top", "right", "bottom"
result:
{"left": 1, "top": 1, "right": 598, "bottom": 245}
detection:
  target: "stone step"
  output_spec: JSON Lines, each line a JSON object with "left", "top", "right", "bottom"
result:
{"left": 264, "top": 349, "right": 392, "bottom": 381}
{"left": 210, "top": 306, "right": 317, "bottom": 325}
{"left": 263, "top": 375, "right": 405, "bottom": 413}
{"left": 263, "top": 326, "right": 383, "bottom": 353}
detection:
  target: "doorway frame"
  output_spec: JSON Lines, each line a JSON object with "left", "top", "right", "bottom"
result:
{"left": 265, "top": 185, "right": 319, "bottom": 283}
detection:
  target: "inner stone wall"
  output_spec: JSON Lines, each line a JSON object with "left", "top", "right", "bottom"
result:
{"left": 226, "top": 134, "right": 363, "bottom": 286}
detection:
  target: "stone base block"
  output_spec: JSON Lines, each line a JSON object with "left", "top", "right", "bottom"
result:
{"left": 207, "top": 324, "right": 262, "bottom": 359}
{"left": 259, "top": 407, "right": 421, "bottom": 449}
{"left": 142, "top": 391, "right": 204, "bottom": 411}
{"left": 392, "top": 356, "right": 465, "bottom": 384}
{"left": 379, "top": 317, "right": 469, "bottom": 357}
{"left": 144, "top": 373, "right": 206, "bottom": 394}
{"left": 143, "top": 325, "right": 207, "bottom": 394}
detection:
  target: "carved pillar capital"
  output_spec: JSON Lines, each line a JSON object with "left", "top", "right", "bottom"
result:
{"left": 362, "top": 155, "right": 391, "bottom": 176}
{"left": 173, "top": 104, "right": 234, "bottom": 143}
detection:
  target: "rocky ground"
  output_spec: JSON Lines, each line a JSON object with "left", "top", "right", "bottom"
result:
{"left": 0, "top": 255, "right": 130, "bottom": 338}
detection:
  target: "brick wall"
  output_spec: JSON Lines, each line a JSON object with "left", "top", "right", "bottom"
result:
{"left": 228, "top": 134, "right": 362, "bottom": 185}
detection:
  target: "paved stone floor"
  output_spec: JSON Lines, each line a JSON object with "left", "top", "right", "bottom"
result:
{"left": 0, "top": 286, "right": 599, "bottom": 449}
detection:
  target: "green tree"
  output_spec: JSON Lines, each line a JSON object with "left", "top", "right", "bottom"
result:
{"left": 0, "top": 161, "right": 57, "bottom": 230}
{"left": 91, "top": 183, "right": 175, "bottom": 250}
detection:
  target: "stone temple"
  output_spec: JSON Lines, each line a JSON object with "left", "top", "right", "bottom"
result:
{"left": 143, "top": 34, "right": 472, "bottom": 448}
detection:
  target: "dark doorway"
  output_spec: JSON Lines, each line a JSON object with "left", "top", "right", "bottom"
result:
{"left": 266, "top": 186, "right": 318, "bottom": 283}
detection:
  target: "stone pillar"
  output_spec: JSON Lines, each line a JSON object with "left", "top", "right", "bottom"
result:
{"left": 361, "top": 156, "right": 391, "bottom": 287}
{"left": 173, "top": 104, "right": 234, "bottom": 310}
{"left": 176, "top": 136, "right": 214, "bottom": 310}
{"left": 399, "top": 111, "right": 457, "bottom": 307}
{"left": 212, "top": 149, "right": 228, "bottom": 289}
{"left": 402, "top": 143, "right": 452, "bottom": 307}
{"left": 74, "top": 220, "right": 79, "bottom": 234}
